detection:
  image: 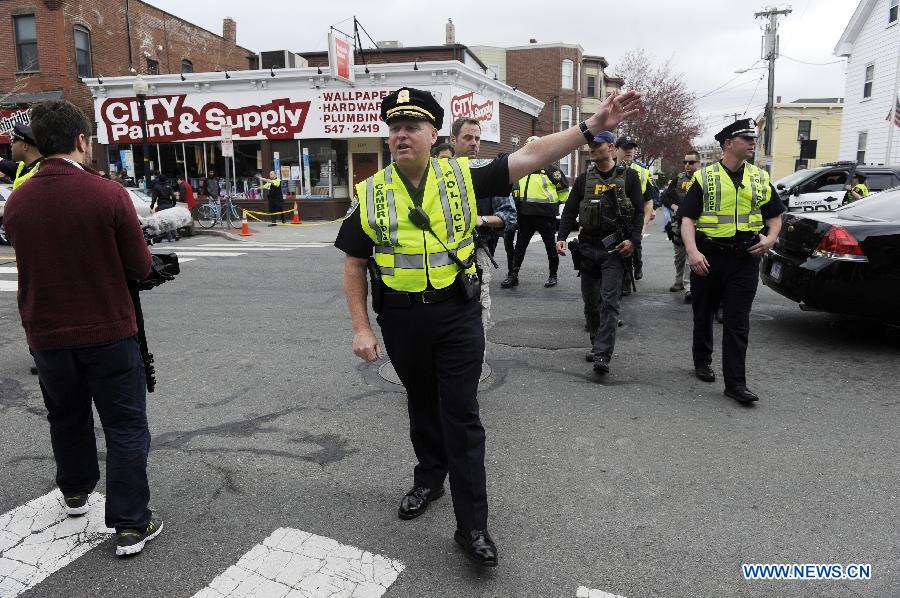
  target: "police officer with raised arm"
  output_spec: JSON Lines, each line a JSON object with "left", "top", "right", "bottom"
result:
{"left": 679, "top": 118, "right": 785, "bottom": 405}
{"left": 335, "top": 87, "right": 641, "bottom": 567}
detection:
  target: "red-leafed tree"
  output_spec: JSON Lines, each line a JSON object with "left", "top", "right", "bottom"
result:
{"left": 614, "top": 49, "right": 700, "bottom": 177}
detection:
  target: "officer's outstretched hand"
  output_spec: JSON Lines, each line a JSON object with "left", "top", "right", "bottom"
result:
{"left": 594, "top": 90, "right": 643, "bottom": 131}
{"left": 688, "top": 250, "right": 710, "bottom": 276}
{"left": 353, "top": 329, "right": 383, "bottom": 363}
{"left": 616, "top": 239, "right": 634, "bottom": 257}
{"left": 556, "top": 240, "right": 568, "bottom": 256}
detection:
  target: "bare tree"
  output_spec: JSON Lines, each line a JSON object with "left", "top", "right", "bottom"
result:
{"left": 614, "top": 49, "right": 700, "bottom": 174}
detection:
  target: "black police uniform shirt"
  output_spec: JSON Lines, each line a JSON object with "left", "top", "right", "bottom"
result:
{"left": 335, "top": 155, "right": 511, "bottom": 259}
{"left": 678, "top": 161, "right": 786, "bottom": 236}
{"left": 556, "top": 163, "right": 644, "bottom": 247}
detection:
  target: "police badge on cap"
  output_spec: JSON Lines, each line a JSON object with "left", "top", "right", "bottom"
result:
{"left": 380, "top": 87, "right": 444, "bottom": 129}
{"left": 714, "top": 118, "right": 758, "bottom": 144}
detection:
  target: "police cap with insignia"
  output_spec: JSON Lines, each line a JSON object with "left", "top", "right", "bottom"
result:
{"left": 615, "top": 135, "right": 638, "bottom": 148}
{"left": 714, "top": 118, "right": 758, "bottom": 144}
{"left": 380, "top": 87, "right": 444, "bottom": 129}
{"left": 11, "top": 123, "right": 37, "bottom": 146}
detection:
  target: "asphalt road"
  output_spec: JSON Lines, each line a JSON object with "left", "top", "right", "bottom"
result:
{"left": 0, "top": 220, "right": 898, "bottom": 598}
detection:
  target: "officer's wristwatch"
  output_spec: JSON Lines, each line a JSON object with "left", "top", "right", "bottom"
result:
{"left": 578, "top": 121, "right": 594, "bottom": 144}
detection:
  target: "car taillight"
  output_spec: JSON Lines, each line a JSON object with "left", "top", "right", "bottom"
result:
{"left": 812, "top": 225, "right": 868, "bottom": 262}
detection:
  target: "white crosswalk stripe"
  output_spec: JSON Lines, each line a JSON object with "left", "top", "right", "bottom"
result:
{"left": 0, "top": 491, "right": 112, "bottom": 598}
{"left": 576, "top": 587, "right": 628, "bottom": 598}
{"left": 173, "top": 251, "right": 248, "bottom": 258}
{"left": 0, "top": 265, "right": 16, "bottom": 292}
{"left": 191, "top": 527, "right": 405, "bottom": 598}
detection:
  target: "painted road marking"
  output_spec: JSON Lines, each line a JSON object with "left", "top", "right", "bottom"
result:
{"left": 0, "top": 267, "right": 17, "bottom": 274}
{"left": 192, "top": 527, "right": 404, "bottom": 598}
{"left": 198, "top": 243, "right": 330, "bottom": 248}
{"left": 0, "top": 491, "right": 112, "bottom": 598}
{"left": 173, "top": 252, "right": 248, "bottom": 258}
{"left": 179, "top": 258, "right": 196, "bottom": 263}
{"left": 0, "top": 281, "right": 17, "bottom": 292}
{"left": 172, "top": 247, "right": 294, "bottom": 252}
{"left": 576, "top": 587, "right": 628, "bottom": 598}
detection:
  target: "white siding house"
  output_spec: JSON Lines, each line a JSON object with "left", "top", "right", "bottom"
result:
{"left": 835, "top": 0, "right": 900, "bottom": 164}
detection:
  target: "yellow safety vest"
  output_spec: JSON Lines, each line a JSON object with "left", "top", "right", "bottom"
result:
{"left": 693, "top": 162, "right": 771, "bottom": 237}
{"left": 263, "top": 179, "right": 282, "bottom": 190}
{"left": 13, "top": 160, "right": 39, "bottom": 189}
{"left": 356, "top": 157, "right": 478, "bottom": 292}
{"left": 516, "top": 171, "right": 562, "bottom": 205}
{"left": 852, "top": 183, "right": 869, "bottom": 198}
{"left": 627, "top": 162, "right": 650, "bottom": 194}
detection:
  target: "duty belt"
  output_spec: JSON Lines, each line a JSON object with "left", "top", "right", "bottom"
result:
{"left": 382, "top": 285, "right": 459, "bottom": 307}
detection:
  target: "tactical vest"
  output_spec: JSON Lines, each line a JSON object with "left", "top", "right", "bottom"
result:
{"left": 673, "top": 172, "right": 692, "bottom": 202}
{"left": 694, "top": 162, "right": 771, "bottom": 237}
{"left": 579, "top": 163, "right": 634, "bottom": 236}
{"left": 356, "top": 157, "right": 477, "bottom": 292}
{"left": 13, "top": 160, "right": 40, "bottom": 189}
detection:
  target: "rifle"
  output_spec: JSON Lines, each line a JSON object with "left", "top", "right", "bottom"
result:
{"left": 129, "top": 226, "right": 180, "bottom": 392}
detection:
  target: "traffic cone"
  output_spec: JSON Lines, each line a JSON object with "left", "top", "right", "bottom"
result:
{"left": 239, "top": 210, "right": 253, "bottom": 237}
{"left": 291, "top": 202, "right": 302, "bottom": 224}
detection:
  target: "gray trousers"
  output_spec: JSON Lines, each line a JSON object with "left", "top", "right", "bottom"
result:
{"left": 476, "top": 246, "right": 494, "bottom": 329}
{"left": 580, "top": 253, "right": 626, "bottom": 357}
{"left": 674, "top": 242, "right": 689, "bottom": 286}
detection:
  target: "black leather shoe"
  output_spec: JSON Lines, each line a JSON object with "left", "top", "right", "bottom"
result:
{"left": 695, "top": 365, "right": 715, "bottom": 382}
{"left": 725, "top": 386, "right": 759, "bottom": 405}
{"left": 593, "top": 354, "right": 610, "bottom": 375}
{"left": 398, "top": 486, "right": 444, "bottom": 520}
{"left": 544, "top": 274, "right": 558, "bottom": 288}
{"left": 454, "top": 529, "right": 498, "bottom": 567}
{"left": 500, "top": 272, "right": 518, "bottom": 288}
{"left": 633, "top": 267, "right": 643, "bottom": 280}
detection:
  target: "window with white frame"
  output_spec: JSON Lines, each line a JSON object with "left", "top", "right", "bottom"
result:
{"left": 559, "top": 153, "right": 571, "bottom": 177}
{"left": 857, "top": 131, "right": 867, "bottom": 164}
{"left": 890, "top": 0, "right": 899, "bottom": 24}
{"left": 561, "top": 59, "right": 574, "bottom": 89}
{"left": 863, "top": 64, "right": 875, "bottom": 98}
{"left": 560, "top": 105, "right": 573, "bottom": 131}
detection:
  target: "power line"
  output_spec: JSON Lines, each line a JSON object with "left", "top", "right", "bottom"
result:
{"left": 695, "top": 61, "right": 761, "bottom": 99}
{"left": 743, "top": 73, "right": 766, "bottom": 116}
{"left": 782, "top": 55, "right": 845, "bottom": 66}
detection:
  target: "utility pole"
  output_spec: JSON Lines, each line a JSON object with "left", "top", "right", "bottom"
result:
{"left": 755, "top": 6, "right": 792, "bottom": 174}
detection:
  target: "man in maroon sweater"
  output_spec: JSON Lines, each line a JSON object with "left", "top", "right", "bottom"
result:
{"left": 5, "top": 100, "right": 163, "bottom": 557}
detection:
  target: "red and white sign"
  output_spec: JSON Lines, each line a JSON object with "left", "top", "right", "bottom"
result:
{"left": 328, "top": 32, "right": 354, "bottom": 83}
{"left": 0, "top": 108, "right": 30, "bottom": 144}
{"left": 450, "top": 91, "right": 499, "bottom": 143}
{"left": 94, "top": 86, "right": 501, "bottom": 144}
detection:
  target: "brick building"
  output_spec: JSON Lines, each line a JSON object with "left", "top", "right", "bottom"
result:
{"left": 1, "top": 0, "right": 255, "bottom": 163}
{"left": 470, "top": 43, "right": 624, "bottom": 181}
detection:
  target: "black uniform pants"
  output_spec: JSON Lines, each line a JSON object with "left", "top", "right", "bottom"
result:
{"left": 512, "top": 214, "right": 559, "bottom": 275}
{"left": 376, "top": 297, "right": 488, "bottom": 530}
{"left": 268, "top": 197, "right": 285, "bottom": 223}
{"left": 690, "top": 253, "right": 761, "bottom": 388}
{"left": 580, "top": 252, "right": 626, "bottom": 357}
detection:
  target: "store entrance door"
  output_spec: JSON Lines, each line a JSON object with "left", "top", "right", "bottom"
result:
{"left": 352, "top": 153, "right": 379, "bottom": 186}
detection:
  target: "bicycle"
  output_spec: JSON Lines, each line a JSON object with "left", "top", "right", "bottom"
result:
{"left": 196, "top": 195, "right": 243, "bottom": 229}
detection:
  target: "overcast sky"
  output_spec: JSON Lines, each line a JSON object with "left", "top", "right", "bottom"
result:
{"left": 147, "top": 0, "right": 858, "bottom": 142}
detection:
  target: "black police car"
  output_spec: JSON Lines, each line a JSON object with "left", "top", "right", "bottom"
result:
{"left": 761, "top": 189, "right": 900, "bottom": 323}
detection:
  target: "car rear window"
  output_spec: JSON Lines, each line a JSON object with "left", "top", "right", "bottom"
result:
{"left": 862, "top": 172, "right": 900, "bottom": 191}
{"left": 836, "top": 188, "right": 900, "bottom": 221}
